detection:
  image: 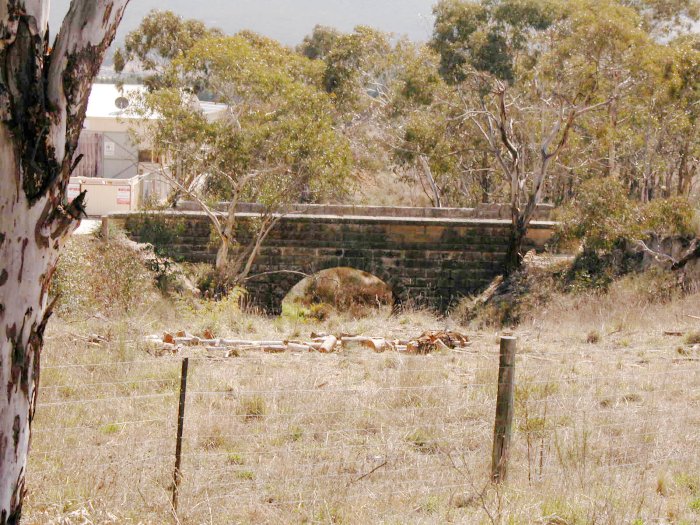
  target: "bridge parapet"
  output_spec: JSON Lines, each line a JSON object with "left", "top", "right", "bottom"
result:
{"left": 108, "top": 208, "right": 556, "bottom": 312}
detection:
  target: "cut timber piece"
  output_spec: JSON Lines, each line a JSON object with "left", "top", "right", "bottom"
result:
{"left": 435, "top": 339, "right": 450, "bottom": 352}
{"left": 341, "top": 336, "right": 394, "bottom": 352}
{"left": 219, "top": 340, "right": 285, "bottom": 347}
{"left": 412, "top": 330, "right": 470, "bottom": 354}
{"left": 287, "top": 343, "right": 313, "bottom": 352}
{"left": 664, "top": 330, "right": 685, "bottom": 336}
{"left": 159, "top": 343, "right": 178, "bottom": 354}
{"left": 263, "top": 345, "right": 287, "bottom": 354}
{"left": 319, "top": 336, "right": 338, "bottom": 353}
{"left": 163, "top": 333, "right": 175, "bottom": 344}
{"left": 363, "top": 338, "right": 393, "bottom": 353}
{"left": 174, "top": 337, "right": 201, "bottom": 346}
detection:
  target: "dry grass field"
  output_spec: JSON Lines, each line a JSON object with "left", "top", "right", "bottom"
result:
{"left": 23, "top": 276, "right": 700, "bottom": 524}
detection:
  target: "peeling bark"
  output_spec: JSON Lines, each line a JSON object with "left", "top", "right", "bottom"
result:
{"left": 0, "top": 1, "right": 128, "bottom": 521}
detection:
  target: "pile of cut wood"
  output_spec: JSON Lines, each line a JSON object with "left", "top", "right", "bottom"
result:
{"left": 145, "top": 330, "right": 470, "bottom": 357}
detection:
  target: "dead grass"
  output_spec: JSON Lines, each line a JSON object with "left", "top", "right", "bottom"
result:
{"left": 23, "top": 309, "right": 700, "bottom": 523}
{"left": 22, "top": 247, "right": 700, "bottom": 524}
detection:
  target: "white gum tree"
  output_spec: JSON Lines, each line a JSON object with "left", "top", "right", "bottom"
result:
{"left": 0, "top": 1, "right": 129, "bottom": 521}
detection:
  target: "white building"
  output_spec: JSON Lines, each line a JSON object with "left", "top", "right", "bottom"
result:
{"left": 71, "top": 84, "right": 227, "bottom": 216}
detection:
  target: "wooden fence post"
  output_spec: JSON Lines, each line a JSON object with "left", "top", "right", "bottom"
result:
{"left": 492, "top": 336, "right": 516, "bottom": 483}
{"left": 172, "top": 357, "right": 189, "bottom": 514}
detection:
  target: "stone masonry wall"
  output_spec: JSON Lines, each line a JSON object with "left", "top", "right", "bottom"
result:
{"left": 114, "top": 211, "right": 555, "bottom": 313}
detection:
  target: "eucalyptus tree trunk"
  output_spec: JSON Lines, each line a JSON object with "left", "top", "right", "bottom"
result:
{"left": 0, "top": 1, "right": 128, "bottom": 521}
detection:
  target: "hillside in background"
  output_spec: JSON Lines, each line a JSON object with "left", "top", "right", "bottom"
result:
{"left": 49, "top": 0, "right": 437, "bottom": 48}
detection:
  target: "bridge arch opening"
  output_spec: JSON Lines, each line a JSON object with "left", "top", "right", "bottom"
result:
{"left": 282, "top": 267, "right": 394, "bottom": 319}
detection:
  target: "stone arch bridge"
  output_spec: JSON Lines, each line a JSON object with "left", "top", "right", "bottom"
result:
{"left": 112, "top": 204, "right": 555, "bottom": 312}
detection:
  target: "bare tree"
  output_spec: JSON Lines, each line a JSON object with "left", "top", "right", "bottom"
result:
{"left": 156, "top": 164, "right": 283, "bottom": 282}
{"left": 467, "top": 79, "right": 624, "bottom": 273}
{"left": 0, "top": 1, "right": 128, "bottom": 520}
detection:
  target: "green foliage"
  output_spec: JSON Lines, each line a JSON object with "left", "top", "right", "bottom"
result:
{"left": 114, "top": 10, "right": 222, "bottom": 89}
{"left": 640, "top": 197, "right": 696, "bottom": 237}
{"left": 127, "top": 214, "right": 186, "bottom": 259}
{"left": 431, "top": 0, "right": 561, "bottom": 83}
{"left": 559, "top": 178, "right": 640, "bottom": 252}
{"left": 298, "top": 25, "right": 341, "bottom": 60}
{"left": 565, "top": 251, "right": 618, "bottom": 293}
{"left": 561, "top": 178, "right": 697, "bottom": 256}
{"left": 621, "top": 266, "right": 682, "bottom": 303}
{"left": 121, "top": 6, "right": 700, "bottom": 245}
{"left": 176, "top": 288, "right": 246, "bottom": 336}
{"left": 141, "top": 33, "right": 353, "bottom": 207}
{"left": 320, "top": 26, "right": 392, "bottom": 110}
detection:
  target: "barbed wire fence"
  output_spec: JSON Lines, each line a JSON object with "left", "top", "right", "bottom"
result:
{"left": 26, "top": 337, "right": 700, "bottom": 522}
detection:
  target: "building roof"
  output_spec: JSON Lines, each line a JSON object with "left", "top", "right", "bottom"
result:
{"left": 86, "top": 84, "right": 229, "bottom": 122}
{"left": 86, "top": 84, "right": 151, "bottom": 120}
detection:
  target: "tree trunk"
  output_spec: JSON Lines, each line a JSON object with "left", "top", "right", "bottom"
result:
{"left": 215, "top": 198, "right": 241, "bottom": 273}
{"left": 608, "top": 98, "right": 619, "bottom": 178}
{"left": 504, "top": 217, "right": 527, "bottom": 275}
{"left": 215, "top": 236, "right": 232, "bottom": 272}
{"left": 0, "top": 1, "right": 128, "bottom": 521}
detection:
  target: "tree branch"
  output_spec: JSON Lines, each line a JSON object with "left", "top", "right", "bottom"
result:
{"left": 47, "top": 0, "right": 130, "bottom": 167}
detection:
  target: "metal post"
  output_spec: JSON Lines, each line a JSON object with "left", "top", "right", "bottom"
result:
{"left": 172, "top": 357, "right": 189, "bottom": 513}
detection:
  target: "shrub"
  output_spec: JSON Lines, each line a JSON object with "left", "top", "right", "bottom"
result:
{"left": 51, "top": 235, "right": 159, "bottom": 317}
{"left": 126, "top": 213, "right": 186, "bottom": 258}
{"left": 565, "top": 250, "right": 617, "bottom": 293}
{"left": 622, "top": 266, "right": 681, "bottom": 304}
{"left": 453, "top": 262, "right": 565, "bottom": 328}
{"left": 559, "top": 178, "right": 696, "bottom": 253}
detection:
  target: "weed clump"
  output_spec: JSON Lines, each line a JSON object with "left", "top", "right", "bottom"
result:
{"left": 239, "top": 396, "right": 266, "bottom": 420}
{"left": 685, "top": 332, "right": 700, "bottom": 345}
{"left": 586, "top": 331, "right": 601, "bottom": 344}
